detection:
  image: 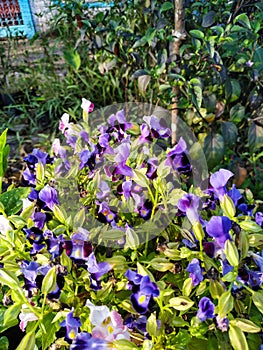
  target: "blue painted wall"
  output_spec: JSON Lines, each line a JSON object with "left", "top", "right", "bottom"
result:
{"left": 0, "top": 0, "right": 35, "bottom": 38}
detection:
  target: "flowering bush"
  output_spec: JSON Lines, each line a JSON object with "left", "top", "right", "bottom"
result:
{"left": 0, "top": 100, "right": 263, "bottom": 350}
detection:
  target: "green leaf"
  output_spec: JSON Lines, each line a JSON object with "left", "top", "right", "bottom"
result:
{"left": 4, "top": 303, "right": 22, "bottom": 326}
{"left": 248, "top": 233, "right": 263, "bottom": 247}
{"left": 182, "top": 277, "right": 193, "bottom": 297}
{"left": 38, "top": 313, "right": 60, "bottom": 350}
{"left": 231, "top": 319, "right": 261, "bottom": 333}
{"left": 202, "top": 11, "right": 216, "bottom": 27}
{"left": 133, "top": 169, "right": 149, "bottom": 187}
{"left": 160, "top": 1, "right": 174, "bottom": 12}
{"left": 0, "top": 269, "right": 20, "bottom": 289}
{"left": 220, "top": 194, "right": 236, "bottom": 218}
{"left": 73, "top": 207, "right": 86, "bottom": 229}
{"left": 149, "top": 258, "right": 174, "bottom": 272}
{"left": 238, "top": 230, "right": 249, "bottom": 260}
{"left": 16, "top": 331, "right": 35, "bottom": 350}
{"left": 225, "top": 79, "right": 241, "bottom": 103}
{"left": 132, "top": 37, "right": 147, "bottom": 49}
{"left": 239, "top": 221, "right": 262, "bottom": 233}
{"left": 101, "top": 229, "right": 125, "bottom": 241}
{"left": 229, "top": 324, "right": 249, "bottom": 350}
{"left": 253, "top": 47, "right": 263, "bottom": 73}
{"left": 224, "top": 240, "right": 239, "bottom": 267}
{"left": 2, "top": 145, "right": 9, "bottom": 175}
{"left": 0, "top": 187, "right": 31, "bottom": 216}
{"left": 21, "top": 203, "right": 35, "bottom": 221}
{"left": 113, "top": 339, "right": 138, "bottom": 350}
{"left": 36, "top": 162, "right": 45, "bottom": 183}
{"left": 0, "top": 336, "right": 8, "bottom": 350}
{"left": 8, "top": 215, "right": 27, "bottom": 229}
{"left": 41, "top": 266, "right": 57, "bottom": 295}
{"left": 53, "top": 205, "right": 68, "bottom": 224}
{"left": 248, "top": 122, "right": 263, "bottom": 152}
{"left": 146, "top": 313, "right": 159, "bottom": 337}
{"left": 209, "top": 280, "right": 224, "bottom": 299}
{"left": 218, "top": 290, "right": 234, "bottom": 317}
{"left": 221, "top": 122, "right": 238, "bottom": 147}
{"left": 252, "top": 291, "right": 263, "bottom": 314}
{"left": 235, "top": 13, "right": 251, "bottom": 30}
{"left": 125, "top": 227, "right": 140, "bottom": 250}
{"left": 204, "top": 133, "right": 224, "bottom": 170}
{"left": 0, "top": 129, "right": 8, "bottom": 176}
{"left": 189, "top": 30, "right": 205, "bottom": 40}
{"left": 63, "top": 49, "right": 81, "bottom": 71}
{"left": 131, "top": 69, "right": 150, "bottom": 79}
{"left": 170, "top": 296, "right": 194, "bottom": 311}
{"left": 138, "top": 75, "right": 151, "bottom": 95}
{"left": 230, "top": 104, "right": 245, "bottom": 123}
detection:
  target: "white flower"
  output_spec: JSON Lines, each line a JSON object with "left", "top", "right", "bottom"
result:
{"left": 22, "top": 198, "right": 32, "bottom": 211}
{"left": 86, "top": 300, "right": 130, "bottom": 342}
{"left": 19, "top": 305, "right": 38, "bottom": 332}
{"left": 81, "top": 98, "right": 94, "bottom": 115}
{"left": 59, "top": 113, "right": 73, "bottom": 135}
{"left": 0, "top": 215, "right": 12, "bottom": 235}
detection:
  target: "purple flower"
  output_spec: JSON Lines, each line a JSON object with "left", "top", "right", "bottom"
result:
{"left": 139, "top": 201, "right": 152, "bottom": 220}
{"left": 108, "top": 110, "right": 132, "bottom": 135}
{"left": 165, "top": 137, "right": 192, "bottom": 174}
{"left": 122, "top": 180, "right": 133, "bottom": 200}
{"left": 139, "top": 115, "right": 171, "bottom": 144}
{"left": 238, "top": 203, "right": 254, "bottom": 216}
{"left": 203, "top": 242, "right": 215, "bottom": 258}
{"left": 228, "top": 185, "right": 242, "bottom": 206}
{"left": 210, "top": 169, "right": 234, "bottom": 200}
{"left": 70, "top": 332, "right": 108, "bottom": 350}
{"left": 238, "top": 267, "right": 263, "bottom": 288}
{"left": 39, "top": 185, "right": 59, "bottom": 210}
{"left": 197, "top": 297, "right": 215, "bottom": 321}
{"left": 177, "top": 193, "right": 200, "bottom": 224}
{"left": 24, "top": 149, "right": 53, "bottom": 169}
{"left": 32, "top": 149, "right": 52, "bottom": 165}
{"left": 114, "top": 142, "right": 133, "bottom": 177}
{"left": 22, "top": 168, "right": 36, "bottom": 185}
{"left": 64, "top": 231, "right": 92, "bottom": 262}
{"left": 146, "top": 158, "right": 158, "bottom": 179}
{"left": 96, "top": 181, "right": 110, "bottom": 200}
{"left": 125, "top": 270, "right": 159, "bottom": 314}
{"left": 28, "top": 188, "right": 39, "bottom": 201}
{"left": 125, "top": 315, "right": 148, "bottom": 334}
{"left": 249, "top": 251, "right": 263, "bottom": 272}
{"left": 24, "top": 154, "right": 38, "bottom": 170}
{"left": 206, "top": 216, "right": 232, "bottom": 248}
{"left": 79, "top": 147, "right": 97, "bottom": 171}
{"left": 255, "top": 212, "right": 263, "bottom": 227}
{"left": 221, "top": 259, "right": 234, "bottom": 275}
{"left": 86, "top": 253, "right": 111, "bottom": 290}
{"left": 32, "top": 212, "right": 46, "bottom": 230}
{"left": 44, "top": 230, "right": 65, "bottom": 259}
{"left": 23, "top": 227, "right": 45, "bottom": 255}
{"left": 21, "top": 261, "right": 50, "bottom": 297}
{"left": 98, "top": 202, "right": 116, "bottom": 223}
{"left": 186, "top": 258, "right": 203, "bottom": 286}
{"left": 61, "top": 310, "right": 81, "bottom": 342}
{"left": 125, "top": 269, "right": 143, "bottom": 288}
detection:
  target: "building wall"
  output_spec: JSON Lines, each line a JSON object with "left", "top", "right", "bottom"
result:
{"left": 28, "top": 0, "right": 53, "bottom": 32}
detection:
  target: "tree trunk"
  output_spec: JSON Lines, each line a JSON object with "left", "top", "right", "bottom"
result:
{"left": 170, "top": 0, "right": 186, "bottom": 145}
